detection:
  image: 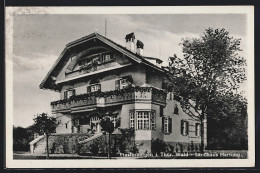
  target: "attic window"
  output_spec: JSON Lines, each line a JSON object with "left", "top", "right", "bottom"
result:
{"left": 100, "top": 54, "right": 113, "bottom": 63}
{"left": 174, "top": 104, "right": 179, "bottom": 114}
{"left": 78, "top": 53, "right": 114, "bottom": 68}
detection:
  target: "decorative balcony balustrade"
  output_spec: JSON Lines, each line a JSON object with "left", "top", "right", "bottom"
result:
{"left": 51, "top": 87, "right": 167, "bottom": 112}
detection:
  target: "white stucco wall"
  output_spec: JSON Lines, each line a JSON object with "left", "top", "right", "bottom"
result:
{"left": 163, "top": 94, "right": 204, "bottom": 144}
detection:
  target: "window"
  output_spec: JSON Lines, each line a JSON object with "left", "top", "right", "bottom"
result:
{"left": 170, "top": 93, "right": 173, "bottom": 100}
{"left": 174, "top": 104, "right": 179, "bottom": 114}
{"left": 64, "top": 89, "right": 75, "bottom": 99}
{"left": 181, "top": 120, "right": 189, "bottom": 136}
{"left": 195, "top": 123, "right": 201, "bottom": 136}
{"left": 91, "top": 85, "right": 100, "bottom": 92}
{"left": 137, "top": 111, "right": 149, "bottom": 129}
{"left": 87, "top": 84, "right": 101, "bottom": 93}
{"left": 130, "top": 112, "right": 135, "bottom": 128}
{"left": 164, "top": 117, "right": 168, "bottom": 133}
{"left": 109, "top": 116, "right": 117, "bottom": 128}
{"left": 129, "top": 110, "right": 156, "bottom": 130}
{"left": 115, "top": 75, "right": 133, "bottom": 90}
{"left": 100, "top": 54, "right": 113, "bottom": 63}
{"left": 150, "top": 112, "right": 156, "bottom": 130}
{"left": 120, "top": 79, "right": 128, "bottom": 89}
{"left": 104, "top": 54, "right": 111, "bottom": 61}
{"left": 162, "top": 116, "right": 172, "bottom": 133}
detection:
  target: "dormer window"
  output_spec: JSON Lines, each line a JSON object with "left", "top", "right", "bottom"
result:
{"left": 64, "top": 89, "right": 75, "bottom": 99}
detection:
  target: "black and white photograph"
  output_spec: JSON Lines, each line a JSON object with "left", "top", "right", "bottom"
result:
{"left": 5, "top": 6, "right": 254, "bottom": 168}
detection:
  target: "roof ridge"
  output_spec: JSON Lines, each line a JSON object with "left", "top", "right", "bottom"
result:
{"left": 66, "top": 32, "right": 98, "bottom": 47}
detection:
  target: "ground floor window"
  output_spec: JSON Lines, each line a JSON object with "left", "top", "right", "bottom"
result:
{"left": 181, "top": 120, "right": 189, "bottom": 136}
{"left": 195, "top": 123, "right": 201, "bottom": 136}
{"left": 129, "top": 110, "right": 156, "bottom": 130}
{"left": 162, "top": 116, "right": 172, "bottom": 134}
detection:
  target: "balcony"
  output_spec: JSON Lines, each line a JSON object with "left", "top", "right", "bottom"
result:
{"left": 51, "top": 87, "right": 167, "bottom": 112}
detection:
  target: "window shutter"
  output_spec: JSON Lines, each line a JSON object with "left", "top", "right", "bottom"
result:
{"left": 195, "top": 123, "right": 199, "bottom": 136}
{"left": 160, "top": 106, "right": 163, "bottom": 117}
{"left": 162, "top": 117, "right": 165, "bottom": 133}
{"left": 64, "top": 91, "right": 67, "bottom": 99}
{"left": 169, "top": 118, "right": 172, "bottom": 133}
{"left": 180, "top": 120, "right": 183, "bottom": 135}
{"left": 186, "top": 121, "right": 189, "bottom": 135}
{"left": 111, "top": 53, "right": 115, "bottom": 60}
{"left": 87, "top": 86, "right": 91, "bottom": 93}
{"left": 72, "top": 89, "right": 76, "bottom": 96}
{"left": 115, "top": 79, "right": 120, "bottom": 90}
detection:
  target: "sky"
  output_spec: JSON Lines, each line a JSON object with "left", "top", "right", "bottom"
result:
{"left": 12, "top": 14, "right": 247, "bottom": 128}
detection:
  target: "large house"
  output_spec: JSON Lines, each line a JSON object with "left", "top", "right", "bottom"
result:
{"left": 33, "top": 32, "right": 206, "bottom": 154}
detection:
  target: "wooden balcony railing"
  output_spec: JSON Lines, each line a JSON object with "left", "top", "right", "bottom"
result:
{"left": 51, "top": 87, "right": 167, "bottom": 112}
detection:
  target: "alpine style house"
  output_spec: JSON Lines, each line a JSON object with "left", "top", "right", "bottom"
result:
{"left": 31, "top": 32, "right": 207, "bottom": 155}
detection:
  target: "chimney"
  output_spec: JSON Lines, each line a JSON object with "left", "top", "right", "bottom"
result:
{"left": 136, "top": 40, "right": 144, "bottom": 56}
{"left": 125, "top": 32, "right": 135, "bottom": 52}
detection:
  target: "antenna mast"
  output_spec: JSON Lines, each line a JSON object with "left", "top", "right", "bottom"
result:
{"left": 105, "top": 18, "right": 107, "bottom": 37}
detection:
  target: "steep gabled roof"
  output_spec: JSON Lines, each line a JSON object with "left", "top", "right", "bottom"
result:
{"left": 40, "top": 32, "right": 164, "bottom": 91}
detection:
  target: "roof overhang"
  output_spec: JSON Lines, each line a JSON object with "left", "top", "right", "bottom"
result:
{"left": 40, "top": 32, "right": 164, "bottom": 91}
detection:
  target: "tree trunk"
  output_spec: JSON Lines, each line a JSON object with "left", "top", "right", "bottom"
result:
{"left": 108, "top": 133, "right": 111, "bottom": 159}
{"left": 46, "top": 134, "right": 49, "bottom": 159}
{"left": 200, "top": 118, "right": 204, "bottom": 153}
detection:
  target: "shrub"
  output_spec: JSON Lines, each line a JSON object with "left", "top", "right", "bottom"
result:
{"left": 130, "top": 145, "right": 139, "bottom": 154}
{"left": 89, "top": 142, "right": 99, "bottom": 156}
{"left": 151, "top": 138, "right": 166, "bottom": 156}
